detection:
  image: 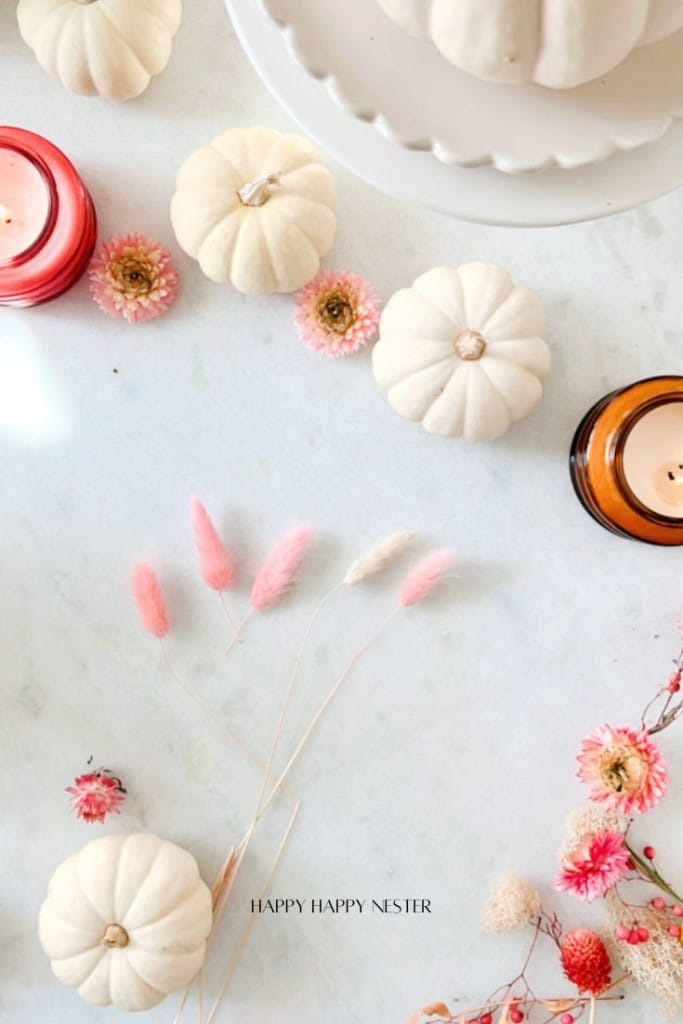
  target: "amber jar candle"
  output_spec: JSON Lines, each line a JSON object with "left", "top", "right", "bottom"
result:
{"left": 570, "top": 376, "right": 683, "bottom": 546}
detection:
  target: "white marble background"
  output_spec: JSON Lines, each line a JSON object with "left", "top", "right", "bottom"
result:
{"left": 1, "top": 4, "right": 682, "bottom": 1024}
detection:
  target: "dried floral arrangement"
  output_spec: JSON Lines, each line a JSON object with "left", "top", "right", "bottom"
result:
{"left": 119, "top": 500, "right": 453, "bottom": 1022}
{"left": 411, "top": 613, "right": 683, "bottom": 1024}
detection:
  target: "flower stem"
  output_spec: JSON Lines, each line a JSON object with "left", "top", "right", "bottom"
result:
{"left": 627, "top": 843, "right": 683, "bottom": 904}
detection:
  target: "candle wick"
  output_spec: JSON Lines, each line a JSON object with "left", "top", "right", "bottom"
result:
{"left": 0, "top": 203, "right": 13, "bottom": 225}
{"left": 667, "top": 471, "right": 683, "bottom": 485}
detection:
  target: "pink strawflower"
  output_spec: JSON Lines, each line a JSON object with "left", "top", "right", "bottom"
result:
{"left": 560, "top": 929, "right": 612, "bottom": 995}
{"left": 66, "top": 770, "right": 126, "bottom": 824}
{"left": 89, "top": 233, "right": 179, "bottom": 323}
{"left": 578, "top": 724, "right": 668, "bottom": 815}
{"left": 556, "top": 830, "right": 630, "bottom": 902}
{"left": 294, "top": 269, "right": 379, "bottom": 357}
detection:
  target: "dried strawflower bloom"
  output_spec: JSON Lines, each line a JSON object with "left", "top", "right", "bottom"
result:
{"left": 89, "top": 233, "right": 179, "bottom": 323}
{"left": 294, "top": 269, "right": 379, "bottom": 357}
{"left": 555, "top": 830, "right": 630, "bottom": 902}
{"left": 66, "top": 770, "right": 126, "bottom": 823}
{"left": 606, "top": 890, "right": 683, "bottom": 1016}
{"left": 560, "top": 929, "right": 612, "bottom": 995}
{"left": 578, "top": 724, "right": 668, "bottom": 815}
{"left": 561, "top": 804, "right": 630, "bottom": 858}
{"left": 482, "top": 873, "right": 541, "bottom": 933}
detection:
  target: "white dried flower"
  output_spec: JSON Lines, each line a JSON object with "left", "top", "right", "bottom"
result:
{"left": 606, "top": 890, "right": 683, "bottom": 1017}
{"left": 343, "top": 531, "right": 415, "bottom": 585}
{"left": 483, "top": 874, "right": 541, "bottom": 934}
{"left": 561, "top": 805, "right": 630, "bottom": 858}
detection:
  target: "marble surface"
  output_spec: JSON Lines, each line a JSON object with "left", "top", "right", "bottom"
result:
{"left": 1, "top": 4, "right": 683, "bottom": 1024}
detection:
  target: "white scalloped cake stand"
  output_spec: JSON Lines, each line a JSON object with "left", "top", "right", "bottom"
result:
{"left": 225, "top": 0, "right": 683, "bottom": 227}
{"left": 261, "top": 0, "right": 683, "bottom": 175}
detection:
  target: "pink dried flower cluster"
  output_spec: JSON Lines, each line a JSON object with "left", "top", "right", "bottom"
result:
{"left": 66, "top": 770, "right": 126, "bottom": 824}
{"left": 559, "top": 929, "right": 612, "bottom": 995}
{"left": 294, "top": 269, "right": 380, "bottom": 356}
{"left": 577, "top": 723, "right": 668, "bottom": 815}
{"left": 89, "top": 233, "right": 179, "bottom": 323}
{"left": 555, "top": 830, "right": 630, "bottom": 902}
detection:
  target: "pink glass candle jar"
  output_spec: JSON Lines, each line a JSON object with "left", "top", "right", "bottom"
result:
{"left": 0, "top": 127, "right": 97, "bottom": 307}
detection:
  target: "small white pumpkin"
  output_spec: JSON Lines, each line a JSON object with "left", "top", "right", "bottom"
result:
{"left": 377, "top": 0, "right": 683, "bottom": 89}
{"left": 39, "top": 834, "right": 213, "bottom": 1011}
{"left": 372, "top": 262, "right": 551, "bottom": 442}
{"left": 170, "top": 126, "right": 337, "bottom": 295}
{"left": 17, "top": 0, "right": 182, "bottom": 101}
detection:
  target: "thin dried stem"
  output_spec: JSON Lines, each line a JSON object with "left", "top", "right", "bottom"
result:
{"left": 205, "top": 800, "right": 301, "bottom": 1024}
{"left": 252, "top": 583, "right": 340, "bottom": 822}
{"left": 218, "top": 591, "right": 239, "bottom": 639}
{"left": 254, "top": 606, "right": 401, "bottom": 824}
{"left": 159, "top": 641, "right": 298, "bottom": 804}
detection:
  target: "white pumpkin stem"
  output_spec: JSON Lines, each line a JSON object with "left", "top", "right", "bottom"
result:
{"left": 454, "top": 329, "right": 487, "bottom": 361}
{"left": 102, "top": 924, "right": 129, "bottom": 948}
{"left": 237, "top": 173, "right": 282, "bottom": 207}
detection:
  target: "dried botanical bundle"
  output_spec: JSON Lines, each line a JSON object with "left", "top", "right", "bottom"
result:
{"left": 606, "top": 890, "right": 683, "bottom": 1016}
{"left": 190, "top": 498, "right": 234, "bottom": 591}
{"left": 483, "top": 874, "right": 541, "bottom": 934}
{"left": 561, "top": 805, "right": 630, "bottom": 858}
{"left": 399, "top": 549, "right": 455, "bottom": 606}
{"left": 343, "top": 530, "right": 415, "bottom": 585}
{"left": 250, "top": 527, "right": 312, "bottom": 611}
{"left": 132, "top": 563, "right": 169, "bottom": 637}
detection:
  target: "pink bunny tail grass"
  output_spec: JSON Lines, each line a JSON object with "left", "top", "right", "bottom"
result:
{"left": 250, "top": 527, "right": 312, "bottom": 611}
{"left": 399, "top": 549, "right": 455, "bottom": 607}
{"left": 190, "top": 498, "right": 235, "bottom": 591}
{"left": 132, "top": 563, "right": 169, "bottom": 637}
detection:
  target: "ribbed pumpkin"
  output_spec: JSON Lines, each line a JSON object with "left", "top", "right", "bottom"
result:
{"left": 17, "top": 0, "right": 182, "bottom": 100}
{"left": 38, "top": 834, "right": 213, "bottom": 1011}
{"left": 170, "top": 126, "right": 337, "bottom": 295}
{"left": 377, "top": 0, "right": 683, "bottom": 88}
{"left": 372, "top": 262, "right": 551, "bottom": 442}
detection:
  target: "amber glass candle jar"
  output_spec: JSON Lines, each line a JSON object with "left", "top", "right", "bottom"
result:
{"left": 570, "top": 376, "right": 683, "bottom": 546}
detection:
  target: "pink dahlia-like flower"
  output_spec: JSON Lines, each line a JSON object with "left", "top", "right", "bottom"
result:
{"left": 66, "top": 771, "right": 126, "bottom": 824}
{"left": 89, "top": 234, "right": 179, "bottom": 324}
{"left": 556, "top": 830, "right": 630, "bottom": 902}
{"left": 560, "top": 929, "right": 612, "bottom": 995}
{"left": 578, "top": 724, "right": 668, "bottom": 815}
{"left": 294, "top": 269, "right": 380, "bottom": 357}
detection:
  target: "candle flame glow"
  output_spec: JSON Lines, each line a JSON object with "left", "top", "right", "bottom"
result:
{"left": 0, "top": 203, "right": 13, "bottom": 224}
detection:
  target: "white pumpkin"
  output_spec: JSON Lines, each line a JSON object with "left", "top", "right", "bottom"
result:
{"left": 372, "top": 263, "right": 550, "bottom": 442}
{"left": 376, "top": 0, "right": 683, "bottom": 88}
{"left": 17, "top": 0, "right": 182, "bottom": 100}
{"left": 170, "top": 126, "right": 337, "bottom": 295}
{"left": 39, "top": 834, "right": 213, "bottom": 1011}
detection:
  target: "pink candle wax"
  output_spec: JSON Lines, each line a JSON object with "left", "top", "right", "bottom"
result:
{"left": 0, "top": 147, "right": 51, "bottom": 261}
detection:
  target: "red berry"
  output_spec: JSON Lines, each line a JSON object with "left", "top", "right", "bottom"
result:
{"left": 628, "top": 931, "right": 640, "bottom": 945}
{"left": 652, "top": 897, "right": 667, "bottom": 910}
{"left": 668, "top": 925, "right": 681, "bottom": 938}
{"left": 626, "top": 857, "right": 636, "bottom": 871}
{"left": 616, "top": 924, "right": 630, "bottom": 941}
{"left": 673, "top": 904, "right": 683, "bottom": 917}
{"left": 638, "top": 927, "right": 650, "bottom": 942}
{"left": 560, "top": 1016, "right": 573, "bottom": 1024}
{"left": 644, "top": 846, "right": 656, "bottom": 860}
{"left": 510, "top": 1010, "right": 524, "bottom": 1023}
{"left": 480, "top": 1015, "right": 493, "bottom": 1024}
{"left": 668, "top": 671, "right": 681, "bottom": 693}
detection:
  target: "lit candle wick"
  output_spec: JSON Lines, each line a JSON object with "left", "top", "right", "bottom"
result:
{"left": 0, "top": 203, "right": 13, "bottom": 225}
